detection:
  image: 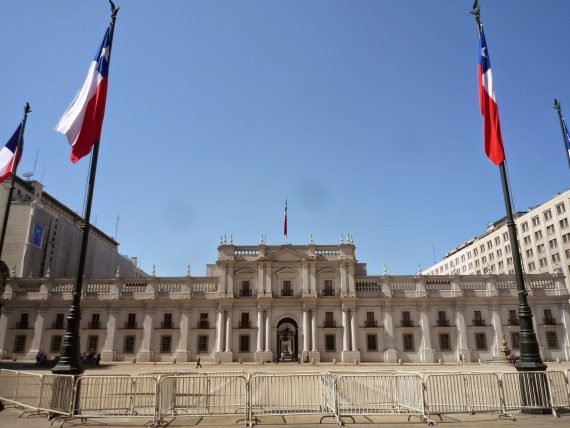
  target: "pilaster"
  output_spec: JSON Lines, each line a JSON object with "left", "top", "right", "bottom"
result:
{"left": 137, "top": 307, "right": 155, "bottom": 362}
{"left": 101, "top": 307, "right": 119, "bottom": 361}
{"left": 176, "top": 305, "right": 191, "bottom": 362}
{"left": 27, "top": 308, "right": 47, "bottom": 359}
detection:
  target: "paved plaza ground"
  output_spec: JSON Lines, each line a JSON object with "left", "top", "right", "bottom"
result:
{"left": 1, "top": 360, "right": 569, "bottom": 427}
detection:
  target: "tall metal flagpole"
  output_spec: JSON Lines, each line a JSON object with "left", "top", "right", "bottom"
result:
{"left": 0, "top": 103, "right": 31, "bottom": 273}
{"left": 471, "top": 2, "right": 545, "bottom": 373}
{"left": 553, "top": 99, "right": 570, "bottom": 169}
{"left": 52, "top": 2, "right": 119, "bottom": 375}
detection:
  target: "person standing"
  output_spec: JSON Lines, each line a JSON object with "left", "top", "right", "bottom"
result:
{"left": 196, "top": 353, "right": 202, "bottom": 368}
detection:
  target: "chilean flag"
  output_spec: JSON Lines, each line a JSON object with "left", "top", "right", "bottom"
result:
{"left": 55, "top": 22, "right": 115, "bottom": 164}
{"left": 478, "top": 27, "right": 505, "bottom": 166}
{"left": 0, "top": 124, "right": 23, "bottom": 184}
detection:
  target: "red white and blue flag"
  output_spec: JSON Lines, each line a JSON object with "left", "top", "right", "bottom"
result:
{"left": 478, "top": 27, "right": 505, "bottom": 166}
{"left": 0, "top": 124, "right": 23, "bottom": 184}
{"left": 55, "top": 21, "right": 115, "bottom": 163}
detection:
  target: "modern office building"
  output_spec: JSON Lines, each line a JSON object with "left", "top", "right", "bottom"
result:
{"left": 423, "top": 190, "right": 570, "bottom": 291}
{"left": 1, "top": 239, "right": 568, "bottom": 364}
{"left": 0, "top": 176, "right": 143, "bottom": 278}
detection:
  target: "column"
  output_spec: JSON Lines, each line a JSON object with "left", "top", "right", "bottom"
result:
{"left": 340, "top": 263, "right": 347, "bottom": 295}
{"left": 264, "top": 262, "right": 271, "bottom": 295}
{"left": 311, "top": 310, "right": 317, "bottom": 351}
{"left": 491, "top": 306, "right": 503, "bottom": 357}
{"left": 342, "top": 309, "right": 349, "bottom": 351}
{"left": 310, "top": 263, "right": 316, "bottom": 295}
{"left": 350, "top": 310, "right": 358, "bottom": 351}
{"left": 0, "top": 308, "right": 11, "bottom": 358}
{"left": 265, "top": 310, "right": 271, "bottom": 352}
{"left": 139, "top": 309, "right": 155, "bottom": 362}
{"left": 455, "top": 306, "right": 470, "bottom": 361}
{"left": 419, "top": 306, "right": 435, "bottom": 363}
{"left": 176, "top": 307, "right": 191, "bottom": 361}
{"left": 257, "top": 310, "right": 263, "bottom": 352}
{"left": 225, "top": 310, "right": 232, "bottom": 352}
{"left": 303, "top": 309, "right": 309, "bottom": 352}
{"left": 216, "top": 310, "right": 224, "bottom": 352}
{"left": 258, "top": 264, "right": 264, "bottom": 296}
{"left": 102, "top": 308, "right": 118, "bottom": 361}
{"left": 302, "top": 263, "right": 309, "bottom": 295}
{"left": 561, "top": 306, "right": 570, "bottom": 361}
{"left": 28, "top": 309, "right": 47, "bottom": 357}
{"left": 227, "top": 263, "right": 234, "bottom": 296}
{"left": 348, "top": 264, "right": 356, "bottom": 296}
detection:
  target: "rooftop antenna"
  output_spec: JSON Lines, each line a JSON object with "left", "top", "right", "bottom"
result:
{"left": 114, "top": 215, "right": 120, "bottom": 241}
{"left": 40, "top": 166, "right": 45, "bottom": 183}
{"left": 22, "top": 172, "right": 34, "bottom": 181}
{"left": 32, "top": 147, "right": 39, "bottom": 176}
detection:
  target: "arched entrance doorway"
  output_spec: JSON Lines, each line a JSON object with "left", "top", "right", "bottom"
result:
{"left": 276, "top": 317, "right": 298, "bottom": 362}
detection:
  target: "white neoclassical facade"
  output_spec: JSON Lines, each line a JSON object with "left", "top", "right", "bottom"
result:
{"left": 1, "top": 240, "right": 569, "bottom": 364}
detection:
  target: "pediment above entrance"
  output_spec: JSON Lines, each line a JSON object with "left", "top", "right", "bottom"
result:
{"left": 317, "top": 267, "right": 338, "bottom": 275}
{"left": 235, "top": 268, "right": 256, "bottom": 275}
{"left": 261, "top": 246, "right": 313, "bottom": 262}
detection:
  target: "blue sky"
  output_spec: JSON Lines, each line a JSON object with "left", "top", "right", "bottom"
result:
{"left": 1, "top": 1, "right": 568, "bottom": 276}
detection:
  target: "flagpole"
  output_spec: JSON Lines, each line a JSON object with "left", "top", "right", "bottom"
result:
{"left": 471, "top": 2, "right": 545, "bottom": 374}
{"left": 0, "top": 103, "right": 31, "bottom": 274}
{"left": 553, "top": 99, "right": 570, "bottom": 169}
{"left": 52, "top": 2, "right": 119, "bottom": 376}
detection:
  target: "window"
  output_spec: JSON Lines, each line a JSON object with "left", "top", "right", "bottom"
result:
{"left": 559, "top": 218, "right": 569, "bottom": 229}
{"left": 240, "top": 280, "right": 251, "bottom": 296}
{"left": 523, "top": 236, "right": 531, "bottom": 246}
{"left": 475, "top": 259, "right": 480, "bottom": 267}
{"left": 503, "top": 232, "right": 509, "bottom": 242}
{"left": 565, "top": 249, "right": 570, "bottom": 258}
{"left": 532, "top": 216, "right": 540, "bottom": 227}
{"left": 402, "top": 311, "right": 412, "bottom": 327}
{"left": 527, "top": 262, "right": 536, "bottom": 271}
{"left": 480, "top": 244, "right": 485, "bottom": 253}
{"left": 525, "top": 249, "right": 534, "bottom": 257}
{"left": 537, "top": 244, "right": 545, "bottom": 254}
{"left": 123, "top": 336, "right": 136, "bottom": 354}
{"left": 539, "top": 257, "right": 548, "bottom": 268}
{"left": 534, "top": 230, "right": 543, "bottom": 240}
{"left": 160, "top": 335, "right": 171, "bottom": 353}
{"left": 489, "top": 252, "right": 494, "bottom": 260}
{"left": 552, "top": 253, "right": 561, "bottom": 263}
{"left": 198, "top": 335, "right": 209, "bottom": 353}
{"left": 282, "top": 280, "right": 293, "bottom": 296}
{"left": 89, "top": 313, "right": 100, "bottom": 329}
{"left": 240, "top": 312, "right": 250, "bottom": 328}
{"left": 521, "top": 222, "right": 529, "bottom": 232}
{"left": 505, "top": 244, "right": 511, "bottom": 253}
{"left": 366, "top": 334, "right": 378, "bottom": 351}
{"left": 365, "top": 312, "right": 376, "bottom": 327}
{"left": 402, "top": 334, "right": 415, "bottom": 352}
{"left": 481, "top": 256, "right": 487, "bottom": 264}
{"left": 544, "top": 309, "right": 554, "bottom": 323}
{"left": 544, "top": 210, "right": 553, "bottom": 221}
{"left": 54, "top": 313, "right": 65, "bottom": 329}
{"left": 475, "top": 333, "right": 487, "bottom": 350}
{"left": 563, "top": 233, "right": 570, "bottom": 244}
{"left": 323, "top": 279, "right": 334, "bottom": 296}
{"left": 325, "top": 334, "right": 336, "bottom": 352}
{"left": 508, "top": 309, "right": 518, "bottom": 325}
{"left": 549, "top": 239, "right": 558, "bottom": 249}
{"left": 13, "top": 335, "right": 27, "bottom": 353}
{"left": 498, "top": 261, "right": 504, "bottom": 269}
{"left": 50, "top": 335, "right": 62, "bottom": 353}
{"left": 494, "top": 237, "right": 501, "bottom": 246}
{"left": 439, "top": 333, "right": 451, "bottom": 351}
{"left": 162, "top": 313, "right": 173, "bottom": 329}
{"left": 511, "top": 333, "right": 520, "bottom": 350}
{"left": 324, "top": 312, "right": 335, "bottom": 327}
{"left": 473, "top": 248, "right": 479, "bottom": 256}
{"left": 87, "top": 335, "right": 99, "bottom": 353}
{"left": 547, "top": 225, "right": 555, "bottom": 235}
{"left": 474, "top": 310, "right": 482, "bottom": 321}
{"left": 239, "top": 335, "right": 250, "bottom": 352}
{"left": 437, "top": 311, "right": 448, "bottom": 326}
{"left": 507, "top": 257, "right": 513, "bottom": 265}
{"left": 556, "top": 203, "right": 566, "bottom": 215}
{"left": 467, "top": 251, "right": 472, "bottom": 259}
{"left": 487, "top": 241, "right": 493, "bottom": 250}
{"left": 126, "top": 313, "right": 137, "bottom": 329}
{"left": 18, "top": 313, "right": 29, "bottom": 329}
{"left": 546, "top": 331, "right": 559, "bottom": 349}
{"left": 496, "top": 248, "right": 502, "bottom": 257}
{"left": 199, "top": 313, "right": 209, "bottom": 328}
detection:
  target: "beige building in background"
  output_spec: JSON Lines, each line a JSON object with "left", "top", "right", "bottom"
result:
{"left": 1, "top": 240, "right": 568, "bottom": 365}
{"left": 424, "top": 189, "right": 570, "bottom": 291}
{"left": 0, "top": 176, "right": 143, "bottom": 278}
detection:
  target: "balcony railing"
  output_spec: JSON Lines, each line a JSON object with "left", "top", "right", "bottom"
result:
{"left": 364, "top": 319, "right": 377, "bottom": 327}
{"left": 436, "top": 319, "right": 450, "bottom": 327}
{"left": 323, "top": 320, "right": 336, "bottom": 328}
{"left": 322, "top": 288, "right": 335, "bottom": 296}
{"left": 472, "top": 319, "right": 486, "bottom": 326}
{"left": 160, "top": 321, "right": 174, "bottom": 329}
{"left": 239, "top": 288, "right": 252, "bottom": 297}
{"left": 51, "top": 322, "right": 65, "bottom": 329}
{"left": 401, "top": 320, "right": 414, "bottom": 327}
{"left": 87, "top": 321, "right": 101, "bottom": 329}
{"left": 124, "top": 322, "right": 138, "bottom": 329}
{"left": 508, "top": 318, "right": 520, "bottom": 326}
{"left": 543, "top": 318, "right": 557, "bottom": 325}
{"left": 239, "top": 321, "right": 251, "bottom": 328}
{"left": 281, "top": 289, "right": 293, "bottom": 297}
{"left": 197, "top": 321, "right": 209, "bottom": 329}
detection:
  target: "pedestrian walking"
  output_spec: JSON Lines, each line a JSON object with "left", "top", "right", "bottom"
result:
{"left": 196, "top": 353, "right": 202, "bottom": 368}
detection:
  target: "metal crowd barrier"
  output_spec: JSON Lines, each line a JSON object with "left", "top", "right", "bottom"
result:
{"left": 249, "top": 373, "right": 334, "bottom": 426}
{"left": 423, "top": 372, "right": 513, "bottom": 420}
{"left": 500, "top": 371, "right": 569, "bottom": 417}
{"left": 156, "top": 373, "right": 248, "bottom": 426}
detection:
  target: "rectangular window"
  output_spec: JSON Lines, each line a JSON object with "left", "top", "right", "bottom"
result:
{"left": 563, "top": 233, "right": 570, "bottom": 244}
{"left": 282, "top": 280, "right": 293, "bottom": 296}
{"left": 544, "top": 210, "right": 553, "bottom": 221}
{"left": 199, "top": 313, "right": 209, "bottom": 328}
{"left": 123, "top": 336, "right": 136, "bottom": 354}
{"left": 439, "top": 333, "right": 451, "bottom": 351}
{"left": 560, "top": 218, "right": 569, "bottom": 229}
{"left": 402, "top": 333, "right": 415, "bottom": 352}
{"left": 54, "top": 313, "right": 65, "bottom": 329}
{"left": 508, "top": 309, "right": 518, "bottom": 325}
{"left": 534, "top": 230, "right": 543, "bottom": 240}
{"left": 324, "top": 312, "right": 335, "bottom": 328}
{"left": 487, "top": 241, "right": 493, "bottom": 250}
{"left": 160, "top": 335, "right": 172, "bottom": 353}
{"left": 50, "top": 335, "right": 63, "bottom": 353}
{"left": 13, "top": 335, "right": 27, "bottom": 353}
{"left": 126, "top": 313, "right": 137, "bottom": 329}
{"left": 547, "top": 224, "right": 555, "bottom": 234}
{"left": 525, "top": 249, "right": 533, "bottom": 257}
{"left": 161, "top": 313, "right": 173, "bottom": 329}
{"left": 503, "top": 232, "right": 509, "bottom": 242}
{"left": 532, "top": 216, "right": 540, "bottom": 227}
{"left": 240, "top": 312, "right": 250, "bottom": 328}
{"left": 546, "top": 331, "right": 559, "bottom": 349}
{"left": 323, "top": 279, "right": 334, "bottom": 296}
{"left": 549, "top": 239, "right": 558, "bottom": 249}
{"left": 494, "top": 237, "right": 501, "bottom": 246}
{"left": 239, "top": 335, "right": 250, "bottom": 352}
{"left": 402, "top": 311, "right": 412, "bottom": 327}
{"left": 365, "top": 311, "right": 376, "bottom": 327}
{"left": 527, "top": 262, "right": 536, "bottom": 271}
{"left": 556, "top": 203, "right": 566, "bottom": 215}
{"left": 325, "top": 334, "right": 336, "bottom": 352}
{"left": 475, "top": 333, "right": 487, "bottom": 350}
{"left": 366, "top": 334, "right": 378, "bottom": 351}
{"left": 523, "top": 236, "right": 531, "bottom": 245}
{"left": 537, "top": 244, "right": 545, "bottom": 253}
{"left": 521, "top": 222, "right": 529, "bottom": 232}
{"left": 480, "top": 244, "right": 485, "bottom": 253}
{"left": 539, "top": 257, "right": 548, "bottom": 268}
{"left": 474, "top": 248, "right": 479, "bottom": 256}
{"left": 18, "top": 313, "right": 29, "bottom": 329}
{"left": 198, "top": 335, "right": 209, "bottom": 353}
{"left": 511, "top": 332, "right": 520, "bottom": 350}
{"left": 507, "top": 257, "right": 513, "bottom": 265}
{"left": 505, "top": 244, "right": 511, "bottom": 253}
{"left": 240, "top": 280, "right": 251, "bottom": 296}
{"left": 552, "top": 253, "right": 561, "bottom": 263}
{"left": 87, "top": 335, "right": 99, "bottom": 353}
{"left": 498, "top": 260, "right": 504, "bottom": 269}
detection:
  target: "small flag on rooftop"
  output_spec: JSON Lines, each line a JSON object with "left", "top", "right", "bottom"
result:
{"left": 0, "top": 124, "right": 24, "bottom": 184}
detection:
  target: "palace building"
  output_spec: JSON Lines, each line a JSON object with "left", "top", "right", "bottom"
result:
{"left": 1, "top": 239, "right": 569, "bottom": 364}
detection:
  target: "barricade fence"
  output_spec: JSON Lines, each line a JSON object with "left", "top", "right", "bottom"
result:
{"left": 1, "top": 369, "right": 569, "bottom": 426}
